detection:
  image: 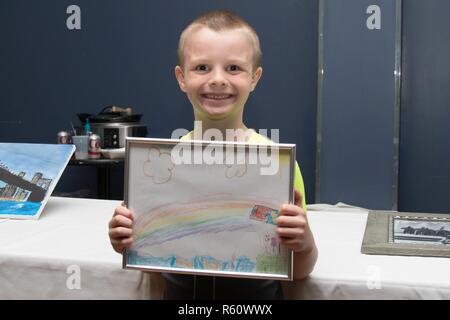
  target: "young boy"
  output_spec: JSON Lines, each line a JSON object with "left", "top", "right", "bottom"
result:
{"left": 108, "top": 10, "right": 317, "bottom": 299}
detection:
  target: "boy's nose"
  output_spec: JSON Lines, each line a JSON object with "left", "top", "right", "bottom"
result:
{"left": 208, "top": 69, "right": 228, "bottom": 87}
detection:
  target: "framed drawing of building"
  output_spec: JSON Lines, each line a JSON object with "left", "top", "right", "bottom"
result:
{"left": 0, "top": 143, "right": 75, "bottom": 220}
{"left": 123, "top": 137, "right": 296, "bottom": 280}
{"left": 361, "top": 210, "right": 450, "bottom": 258}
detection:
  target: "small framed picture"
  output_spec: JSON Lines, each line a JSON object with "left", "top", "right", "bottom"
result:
{"left": 0, "top": 143, "right": 74, "bottom": 220}
{"left": 123, "top": 137, "right": 296, "bottom": 280}
{"left": 362, "top": 210, "right": 450, "bottom": 258}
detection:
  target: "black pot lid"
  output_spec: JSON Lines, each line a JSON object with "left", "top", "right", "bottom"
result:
{"left": 77, "top": 112, "right": 142, "bottom": 123}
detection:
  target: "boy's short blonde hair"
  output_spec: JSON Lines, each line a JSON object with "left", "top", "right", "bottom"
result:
{"left": 177, "top": 10, "right": 262, "bottom": 71}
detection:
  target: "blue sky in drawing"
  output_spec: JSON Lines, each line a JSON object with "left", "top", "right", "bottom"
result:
{"left": 0, "top": 143, "right": 74, "bottom": 188}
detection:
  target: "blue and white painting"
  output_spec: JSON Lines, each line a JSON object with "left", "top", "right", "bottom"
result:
{"left": 0, "top": 143, "right": 74, "bottom": 219}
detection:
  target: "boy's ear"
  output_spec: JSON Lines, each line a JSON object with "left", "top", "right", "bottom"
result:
{"left": 175, "top": 66, "right": 187, "bottom": 92}
{"left": 250, "top": 67, "right": 263, "bottom": 92}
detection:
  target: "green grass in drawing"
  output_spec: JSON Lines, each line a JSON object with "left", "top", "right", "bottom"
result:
{"left": 256, "top": 254, "right": 289, "bottom": 274}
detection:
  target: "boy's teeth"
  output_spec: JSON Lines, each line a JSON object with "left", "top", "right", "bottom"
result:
{"left": 205, "top": 94, "right": 230, "bottom": 99}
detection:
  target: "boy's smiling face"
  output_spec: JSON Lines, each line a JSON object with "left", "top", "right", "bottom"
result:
{"left": 175, "top": 27, "right": 262, "bottom": 122}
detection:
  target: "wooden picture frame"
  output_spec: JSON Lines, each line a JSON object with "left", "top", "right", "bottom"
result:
{"left": 361, "top": 210, "right": 450, "bottom": 258}
{"left": 123, "top": 137, "right": 295, "bottom": 280}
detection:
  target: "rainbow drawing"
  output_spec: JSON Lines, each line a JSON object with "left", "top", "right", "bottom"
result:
{"left": 128, "top": 194, "right": 289, "bottom": 275}
{"left": 132, "top": 194, "right": 280, "bottom": 248}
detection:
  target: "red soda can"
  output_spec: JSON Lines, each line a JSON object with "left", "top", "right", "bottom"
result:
{"left": 57, "top": 131, "right": 72, "bottom": 144}
{"left": 88, "top": 134, "right": 101, "bottom": 159}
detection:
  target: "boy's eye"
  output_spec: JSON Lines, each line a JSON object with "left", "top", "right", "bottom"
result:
{"left": 195, "top": 65, "right": 209, "bottom": 72}
{"left": 227, "top": 65, "right": 241, "bottom": 72}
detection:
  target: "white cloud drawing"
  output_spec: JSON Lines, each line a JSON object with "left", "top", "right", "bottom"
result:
{"left": 143, "top": 147, "right": 175, "bottom": 184}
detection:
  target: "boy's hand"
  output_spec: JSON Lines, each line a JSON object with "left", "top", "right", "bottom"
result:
{"left": 276, "top": 189, "right": 312, "bottom": 253}
{"left": 108, "top": 204, "right": 134, "bottom": 254}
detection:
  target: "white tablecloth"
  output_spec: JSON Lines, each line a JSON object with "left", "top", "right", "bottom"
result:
{"left": 1, "top": 197, "right": 449, "bottom": 299}
{"left": 284, "top": 204, "right": 450, "bottom": 299}
{"left": 0, "top": 197, "right": 162, "bottom": 299}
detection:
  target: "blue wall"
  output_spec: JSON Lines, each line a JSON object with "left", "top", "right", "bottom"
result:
{"left": 317, "top": 0, "right": 450, "bottom": 213}
{"left": 0, "top": 1, "right": 318, "bottom": 201}
{"left": 317, "top": 0, "right": 398, "bottom": 210}
{"left": 399, "top": 0, "right": 450, "bottom": 213}
{"left": 2, "top": 1, "right": 450, "bottom": 213}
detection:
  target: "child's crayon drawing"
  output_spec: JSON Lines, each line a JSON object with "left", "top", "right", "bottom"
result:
{"left": 125, "top": 140, "right": 294, "bottom": 279}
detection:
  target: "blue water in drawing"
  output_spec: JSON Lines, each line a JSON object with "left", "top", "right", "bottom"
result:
{"left": 127, "top": 250, "right": 256, "bottom": 273}
{"left": 0, "top": 200, "right": 41, "bottom": 216}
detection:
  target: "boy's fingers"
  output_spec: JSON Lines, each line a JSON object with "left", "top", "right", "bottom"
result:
{"left": 277, "top": 227, "right": 304, "bottom": 238}
{"left": 115, "top": 237, "right": 133, "bottom": 245}
{"left": 294, "top": 189, "right": 303, "bottom": 207}
{"left": 109, "top": 214, "right": 133, "bottom": 229}
{"left": 110, "top": 238, "right": 134, "bottom": 254}
{"left": 111, "top": 238, "right": 133, "bottom": 248}
{"left": 109, "top": 227, "right": 133, "bottom": 239}
{"left": 111, "top": 243, "right": 124, "bottom": 253}
{"left": 279, "top": 204, "right": 304, "bottom": 216}
{"left": 276, "top": 215, "right": 306, "bottom": 228}
{"left": 113, "top": 205, "right": 134, "bottom": 220}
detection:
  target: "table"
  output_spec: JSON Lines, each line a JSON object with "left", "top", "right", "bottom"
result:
{"left": 0, "top": 197, "right": 161, "bottom": 299}
{"left": 283, "top": 204, "right": 450, "bottom": 299}
{"left": 0, "top": 198, "right": 449, "bottom": 299}
{"left": 68, "top": 159, "right": 123, "bottom": 199}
